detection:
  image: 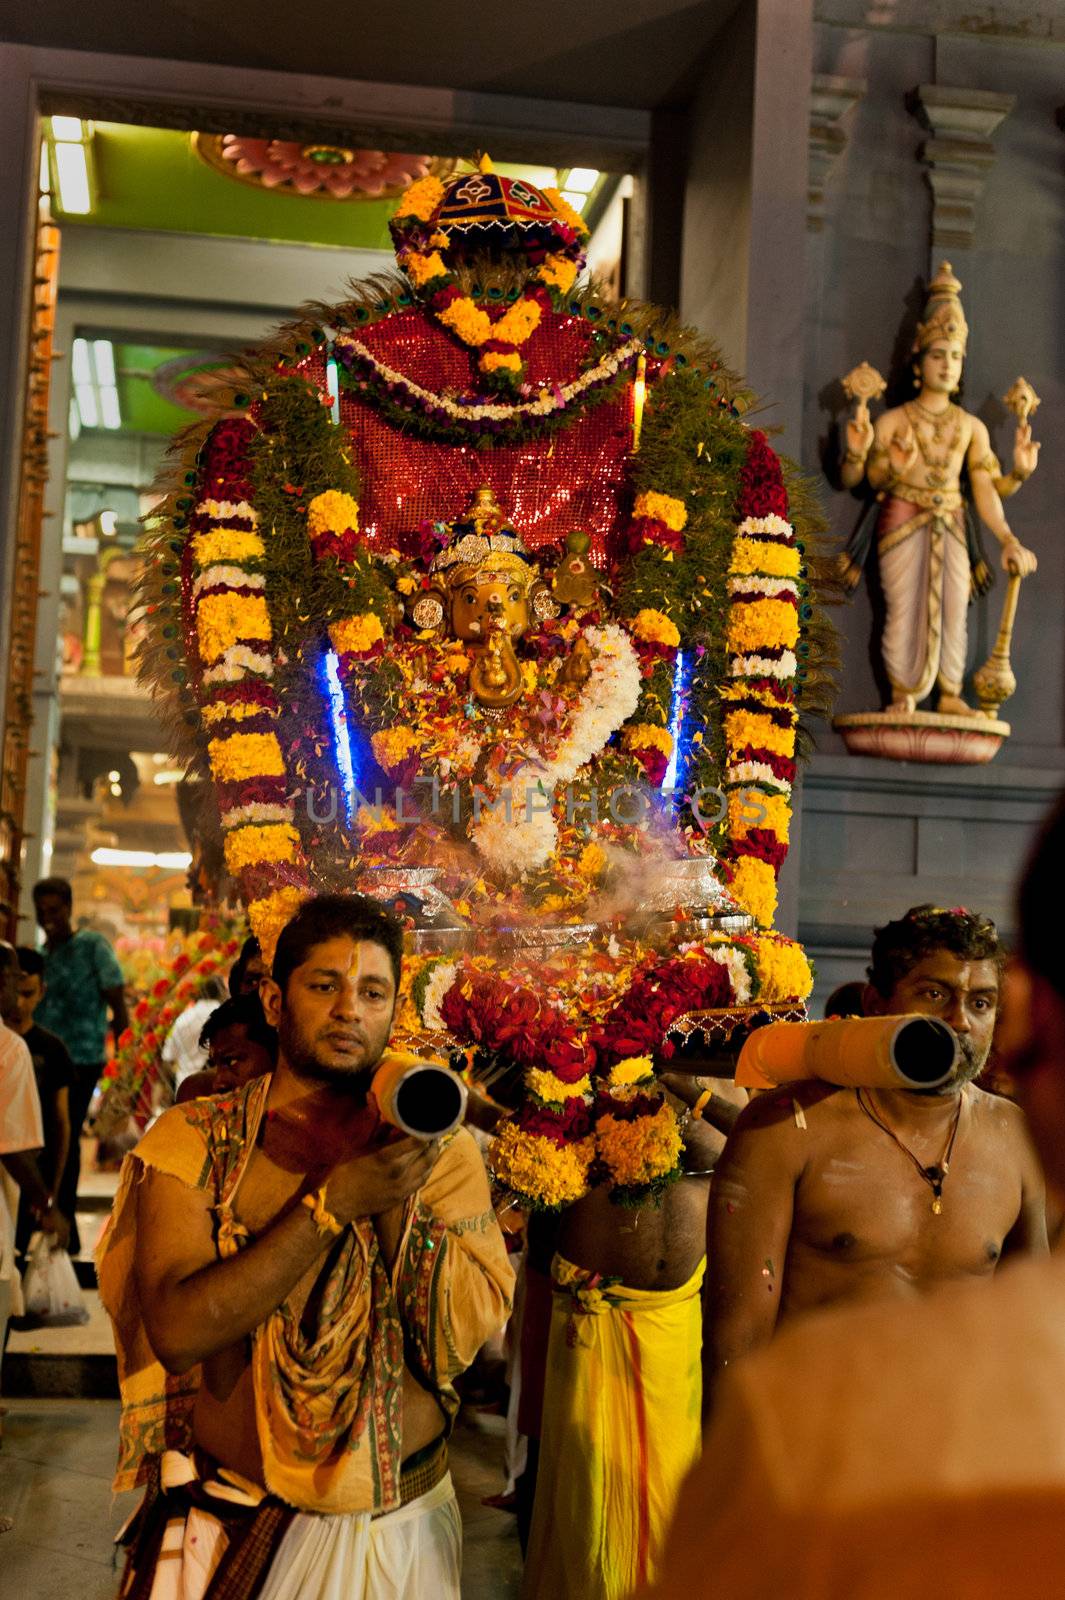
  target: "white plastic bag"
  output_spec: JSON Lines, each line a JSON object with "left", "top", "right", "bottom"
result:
{"left": 21, "top": 1231, "right": 89, "bottom": 1327}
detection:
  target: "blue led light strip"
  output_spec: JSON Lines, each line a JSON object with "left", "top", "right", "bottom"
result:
{"left": 661, "top": 648, "right": 689, "bottom": 798}
{"left": 323, "top": 650, "right": 357, "bottom": 823}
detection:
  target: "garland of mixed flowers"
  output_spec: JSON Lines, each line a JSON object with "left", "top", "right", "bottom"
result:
{"left": 96, "top": 926, "right": 240, "bottom": 1137}
{"left": 402, "top": 927, "right": 814, "bottom": 1209}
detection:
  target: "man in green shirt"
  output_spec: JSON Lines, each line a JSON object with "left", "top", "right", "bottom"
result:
{"left": 32, "top": 877, "right": 128, "bottom": 1254}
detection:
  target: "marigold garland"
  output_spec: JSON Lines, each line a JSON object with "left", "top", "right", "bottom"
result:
{"left": 196, "top": 592, "right": 272, "bottom": 662}
{"left": 308, "top": 489, "right": 360, "bottom": 537}
{"left": 330, "top": 613, "right": 385, "bottom": 656}
{"left": 222, "top": 822, "right": 300, "bottom": 874}
{"left": 597, "top": 1100, "right": 683, "bottom": 1193}
{"left": 208, "top": 731, "right": 287, "bottom": 783}
{"left": 489, "top": 1122, "right": 595, "bottom": 1210}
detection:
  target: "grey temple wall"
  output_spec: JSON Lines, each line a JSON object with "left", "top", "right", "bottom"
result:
{"left": 799, "top": 12, "right": 1065, "bottom": 1003}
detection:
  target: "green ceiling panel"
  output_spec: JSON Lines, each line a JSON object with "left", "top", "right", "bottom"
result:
{"left": 59, "top": 123, "right": 559, "bottom": 251}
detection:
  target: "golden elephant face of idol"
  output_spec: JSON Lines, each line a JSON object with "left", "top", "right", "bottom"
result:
{"left": 450, "top": 570, "right": 532, "bottom": 643}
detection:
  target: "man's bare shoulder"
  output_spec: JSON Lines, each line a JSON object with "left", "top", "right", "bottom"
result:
{"left": 968, "top": 1084, "right": 1035, "bottom": 1148}
{"left": 732, "top": 1081, "right": 854, "bottom": 1138}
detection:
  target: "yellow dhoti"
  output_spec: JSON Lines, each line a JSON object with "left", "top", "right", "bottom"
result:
{"left": 521, "top": 1254, "right": 705, "bottom": 1600}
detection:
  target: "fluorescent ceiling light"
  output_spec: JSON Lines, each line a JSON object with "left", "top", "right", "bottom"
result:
{"left": 75, "top": 383, "right": 98, "bottom": 429}
{"left": 560, "top": 189, "right": 588, "bottom": 213}
{"left": 39, "top": 143, "right": 50, "bottom": 194}
{"left": 90, "top": 847, "right": 192, "bottom": 869}
{"left": 68, "top": 397, "right": 81, "bottom": 442}
{"left": 51, "top": 116, "right": 84, "bottom": 142}
{"left": 71, "top": 337, "right": 92, "bottom": 384}
{"left": 99, "top": 386, "right": 122, "bottom": 430}
{"left": 565, "top": 167, "right": 599, "bottom": 194}
{"left": 92, "top": 339, "right": 116, "bottom": 386}
{"left": 54, "top": 140, "right": 91, "bottom": 214}
{"left": 153, "top": 768, "right": 185, "bottom": 786}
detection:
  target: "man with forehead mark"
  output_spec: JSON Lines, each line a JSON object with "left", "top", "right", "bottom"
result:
{"left": 99, "top": 892, "right": 513, "bottom": 1599}
{"left": 703, "top": 904, "right": 1046, "bottom": 1407}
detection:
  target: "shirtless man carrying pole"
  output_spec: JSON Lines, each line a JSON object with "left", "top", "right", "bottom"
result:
{"left": 704, "top": 905, "right": 1046, "bottom": 1404}
{"left": 521, "top": 1072, "right": 744, "bottom": 1600}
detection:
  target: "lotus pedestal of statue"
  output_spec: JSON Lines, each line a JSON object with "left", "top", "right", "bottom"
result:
{"left": 833, "top": 707, "right": 1010, "bottom": 766}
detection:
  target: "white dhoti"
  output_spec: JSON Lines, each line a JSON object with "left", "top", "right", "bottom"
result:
{"left": 877, "top": 498, "right": 970, "bottom": 700}
{"left": 258, "top": 1476, "right": 462, "bottom": 1600}
{"left": 142, "top": 1464, "right": 461, "bottom": 1600}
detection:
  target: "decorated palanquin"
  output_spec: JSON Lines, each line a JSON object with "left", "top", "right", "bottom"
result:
{"left": 138, "top": 161, "right": 834, "bottom": 1208}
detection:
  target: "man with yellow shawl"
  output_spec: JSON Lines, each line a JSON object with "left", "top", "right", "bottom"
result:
{"left": 98, "top": 893, "right": 513, "bottom": 1599}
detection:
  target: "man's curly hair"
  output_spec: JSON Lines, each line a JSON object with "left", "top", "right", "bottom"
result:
{"left": 868, "top": 904, "right": 1001, "bottom": 998}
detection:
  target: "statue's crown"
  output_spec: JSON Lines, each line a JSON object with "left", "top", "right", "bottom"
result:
{"left": 914, "top": 260, "right": 969, "bottom": 353}
{"left": 429, "top": 486, "right": 537, "bottom": 592}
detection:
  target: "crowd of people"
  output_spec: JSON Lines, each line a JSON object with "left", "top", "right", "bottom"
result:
{"left": 1, "top": 794, "right": 1065, "bottom": 1594}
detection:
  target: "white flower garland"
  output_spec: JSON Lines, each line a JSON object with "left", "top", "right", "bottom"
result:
{"left": 726, "top": 575, "right": 799, "bottom": 602}
{"left": 220, "top": 800, "right": 295, "bottom": 829}
{"left": 335, "top": 335, "right": 642, "bottom": 425}
{"left": 736, "top": 514, "right": 794, "bottom": 541}
{"left": 725, "top": 759, "right": 792, "bottom": 795}
{"left": 728, "top": 650, "right": 798, "bottom": 681}
{"left": 196, "top": 499, "right": 260, "bottom": 525}
{"left": 192, "top": 566, "right": 267, "bottom": 599}
{"left": 419, "top": 960, "right": 458, "bottom": 1032}
{"left": 202, "top": 646, "right": 275, "bottom": 685}
{"left": 469, "top": 624, "right": 642, "bottom": 874}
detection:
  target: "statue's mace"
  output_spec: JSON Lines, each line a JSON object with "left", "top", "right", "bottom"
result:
{"left": 971, "top": 377, "right": 1040, "bottom": 719}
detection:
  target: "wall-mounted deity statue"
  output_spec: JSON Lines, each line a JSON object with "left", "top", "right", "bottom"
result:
{"left": 833, "top": 262, "right": 1041, "bottom": 763}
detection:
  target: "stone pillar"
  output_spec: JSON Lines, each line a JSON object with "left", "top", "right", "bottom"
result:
{"left": 911, "top": 84, "right": 1015, "bottom": 254}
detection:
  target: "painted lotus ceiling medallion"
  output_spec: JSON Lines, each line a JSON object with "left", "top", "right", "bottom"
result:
{"left": 192, "top": 134, "right": 455, "bottom": 201}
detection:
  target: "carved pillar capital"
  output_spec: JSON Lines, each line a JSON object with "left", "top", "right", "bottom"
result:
{"left": 808, "top": 74, "right": 866, "bottom": 232}
{"left": 911, "top": 84, "right": 1015, "bottom": 253}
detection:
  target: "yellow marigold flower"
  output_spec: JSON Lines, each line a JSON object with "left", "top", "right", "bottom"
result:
{"left": 597, "top": 1101, "right": 682, "bottom": 1188}
{"left": 752, "top": 934, "right": 814, "bottom": 1002}
{"left": 633, "top": 491, "right": 688, "bottom": 532}
{"left": 480, "top": 350, "right": 523, "bottom": 373}
{"left": 403, "top": 250, "right": 447, "bottom": 287}
{"left": 371, "top": 725, "right": 422, "bottom": 775}
{"left": 730, "top": 537, "right": 802, "bottom": 579}
{"left": 307, "top": 489, "right": 360, "bottom": 539}
{"left": 201, "top": 699, "right": 273, "bottom": 726}
{"left": 489, "top": 1123, "right": 594, "bottom": 1207}
{"left": 223, "top": 822, "right": 300, "bottom": 874}
{"left": 728, "top": 789, "right": 792, "bottom": 840}
{"left": 609, "top": 1056, "right": 655, "bottom": 1087}
{"left": 396, "top": 575, "right": 418, "bottom": 595}
{"left": 630, "top": 608, "right": 681, "bottom": 649}
{"left": 393, "top": 174, "right": 445, "bottom": 222}
{"left": 329, "top": 613, "right": 385, "bottom": 656}
{"left": 526, "top": 1068, "right": 592, "bottom": 1102}
{"left": 191, "top": 528, "right": 265, "bottom": 567}
{"left": 728, "top": 855, "right": 778, "bottom": 929}
{"left": 208, "top": 731, "right": 286, "bottom": 783}
{"left": 196, "top": 592, "right": 272, "bottom": 663}
{"left": 622, "top": 723, "right": 674, "bottom": 756}
{"left": 726, "top": 597, "right": 800, "bottom": 654}
{"left": 578, "top": 841, "right": 607, "bottom": 881}
{"left": 248, "top": 886, "right": 308, "bottom": 966}
{"left": 492, "top": 297, "right": 542, "bottom": 346}
{"left": 538, "top": 254, "right": 579, "bottom": 293}
{"left": 724, "top": 710, "right": 795, "bottom": 759}
{"left": 543, "top": 186, "right": 591, "bottom": 238}
{"left": 437, "top": 297, "right": 493, "bottom": 347}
